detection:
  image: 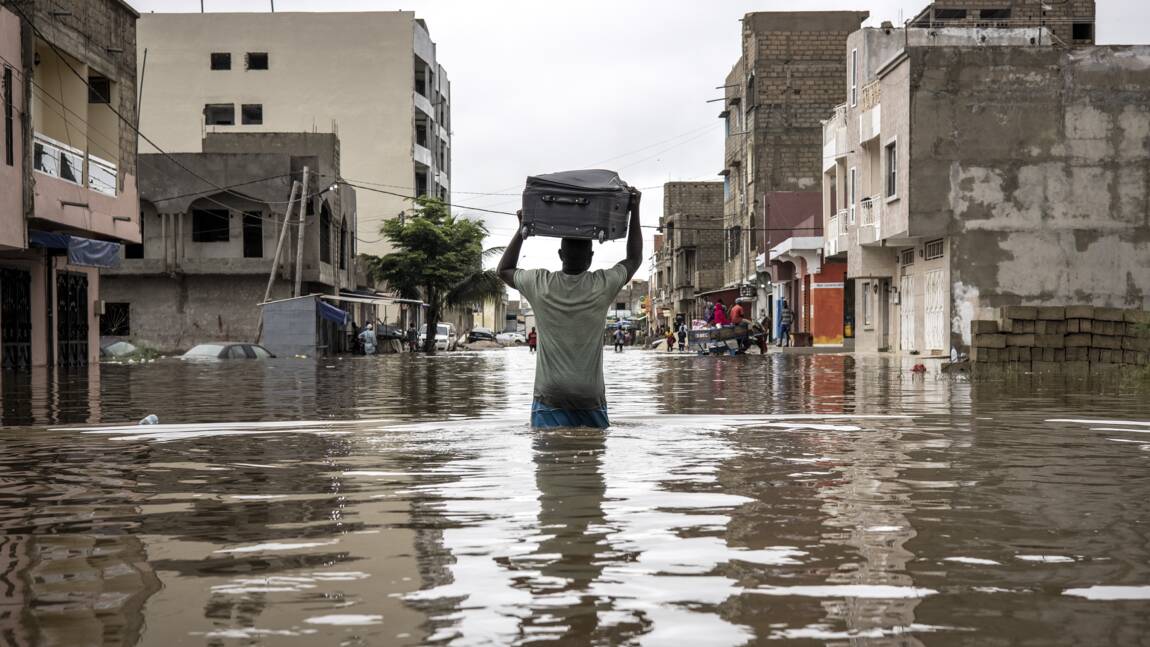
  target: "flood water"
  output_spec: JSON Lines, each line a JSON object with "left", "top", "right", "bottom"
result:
{"left": 1, "top": 348, "right": 1149, "bottom": 646}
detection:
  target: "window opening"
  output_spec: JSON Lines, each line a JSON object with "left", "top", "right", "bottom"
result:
{"left": 924, "top": 239, "right": 944, "bottom": 260}
{"left": 241, "top": 104, "right": 263, "bottom": 125}
{"left": 850, "top": 49, "right": 858, "bottom": 106}
{"left": 3, "top": 67, "right": 11, "bottom": 166}
{"left": 933, "top": 8, "right": 967, "bottom": 20}
{"left": 204, "top": 104, "right": 235, "bottom": 126}
{"left": 319, "top": 207, "right": 332, "bottom": 264}
{"left": 211, "top": 53, "right": 231, "bottom": 70}
{"left": 125, "top": 213, "right": 144, "bottom": 258}
{"left": 1072, "top": 23, "right": 1093, "bottom": 41}
{"left": 900, "top": 248, "right": 915, "bottom": 266}
{"left": 88, "top": 75, "right": 111, "bottom": 104}
{"left": 242, "top": 212, "right": 263, "bottom": 258}
{"left": 100, "top": 303, "right": 130, "bottom": 336}
{"left": 885, "top": 141, "right": 898, "bottom": 198}
{"left": 246, "top": 52, "right": 269, "bottom": 70}
{"left": 192, "top": 209, "right": 230, "bottom": 242}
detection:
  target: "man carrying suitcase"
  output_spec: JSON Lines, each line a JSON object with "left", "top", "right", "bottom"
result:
{"left": 498, "top": 190, "right": 643, "bottom": 429}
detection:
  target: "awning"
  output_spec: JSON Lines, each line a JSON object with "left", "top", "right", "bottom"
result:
{"left": 318, "top": 300, "right": 350, "bottom": 326}
{"left": 322, "top": 293, "right": 427, "bottom": 307}
{"left": 29, "top": 230, "right": 122, "bottom": 269}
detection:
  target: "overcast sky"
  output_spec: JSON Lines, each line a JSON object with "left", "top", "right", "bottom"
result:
{"left": 131, "top": 0, "right": 1149, "bottom": 277}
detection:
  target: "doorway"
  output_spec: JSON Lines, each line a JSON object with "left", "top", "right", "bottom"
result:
{"left": 243, "top": 212, "right": 263, "bottom": 258}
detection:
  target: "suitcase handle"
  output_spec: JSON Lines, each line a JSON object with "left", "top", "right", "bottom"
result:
{"left": 540, "top": 195, "right": 589, "bottom": 206}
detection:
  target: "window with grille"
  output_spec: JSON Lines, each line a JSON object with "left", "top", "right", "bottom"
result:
{"left": 900, "top": 248, "right": 915, "bottom": 266}
{"left": 100, "top": 303, "right": 130, "bottom": 336}
{"left": 924, "top": 239, "right": 944, "bottom": 260}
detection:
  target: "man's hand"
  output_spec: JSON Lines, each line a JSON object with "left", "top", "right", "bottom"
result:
{"left": 497, "top": 210, "right": 525, "bottom": 288}
{"left": 622, "top": 189, "right": 643, "bottom": 280}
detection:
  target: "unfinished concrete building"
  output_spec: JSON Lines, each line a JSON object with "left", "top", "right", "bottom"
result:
{"left": 101, "top": 132, "right": 360, "bottom": 353}
{"left": 720, "top": 11, "right": 867, "bottom": 341}
{"left": 908, "top": 0, "right": 1096, "bottom": 46}
{"left": 659, "top": 182, "right": 725, "bottom": 324}
{"left": 821, "top": 0, "right": 1150, "bottom": 358}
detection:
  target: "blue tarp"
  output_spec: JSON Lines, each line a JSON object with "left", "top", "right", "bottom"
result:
{"left": 318, "top": 300, "right": 350, "bottom": 327}
{"left": 29, "top": 230, "right": 122, "bottom": 269}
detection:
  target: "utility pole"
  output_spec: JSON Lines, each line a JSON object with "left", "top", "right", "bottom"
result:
{"left": 294, "top": 166, "right": 310, "bottom": 297}
{"left": 255, "top": 180, "right": 301, "bottom": 342}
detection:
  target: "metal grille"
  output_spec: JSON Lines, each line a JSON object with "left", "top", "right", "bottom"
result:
{"left": 56, "top": 272, "right": 89, "bottom": 368}
{"left": 924, "top": 239, "right": 945, "bottom": 260}
{"left": 1, "top": 268, "right": 33, "bottom": 371}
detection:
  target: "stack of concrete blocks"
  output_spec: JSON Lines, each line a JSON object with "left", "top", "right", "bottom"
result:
{"left": 970, "top": 306, "right": 1150, "bottom": 374}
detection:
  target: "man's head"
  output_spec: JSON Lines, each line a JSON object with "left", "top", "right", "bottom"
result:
{"left": 559, "top": 238, "right": 593, "bottom": 274}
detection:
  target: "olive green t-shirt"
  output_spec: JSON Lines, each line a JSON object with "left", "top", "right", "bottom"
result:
{"left": 515, "top": 264, "right": 629, "bottom": 410}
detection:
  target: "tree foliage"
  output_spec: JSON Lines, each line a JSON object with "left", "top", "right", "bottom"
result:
{"left": 363, "top": 197, "right": 504, "bottom": 352}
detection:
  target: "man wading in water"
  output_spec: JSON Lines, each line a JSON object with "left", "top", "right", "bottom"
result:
{"left": 498, "top": 190, "right": 643, "bottom": 428}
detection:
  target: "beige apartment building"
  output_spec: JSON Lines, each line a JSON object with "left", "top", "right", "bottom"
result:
{"left": 136, "top": 11, "right": 451, "bottom": 257}
{"left": 821, "top": 1, "right": 1150, "bottom": 358}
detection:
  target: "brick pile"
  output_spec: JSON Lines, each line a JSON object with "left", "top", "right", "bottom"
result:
{"left": 970, "top": 306, "right": 1150, "bottom": 373}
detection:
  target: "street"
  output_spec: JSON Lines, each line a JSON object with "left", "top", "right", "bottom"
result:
{"left": 1, "top": 349, "right": 1148, "bottom": 644}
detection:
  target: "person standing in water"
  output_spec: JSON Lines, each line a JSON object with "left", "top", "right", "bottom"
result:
{"left": 359, "top": 323, "right": 377, "bottom": 355}
{"left": 498, "top": 190, "right": 643, "bottom": 428}
{"left": 613, "top": 327, "right": 626, "bottom": 353}
{"left": 527, "top": 327, "right": 538, "bottom": 353}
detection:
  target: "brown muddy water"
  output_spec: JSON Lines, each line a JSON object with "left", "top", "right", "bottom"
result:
{"left": 1, "top": 348, "right": 1149, "bottom": 646}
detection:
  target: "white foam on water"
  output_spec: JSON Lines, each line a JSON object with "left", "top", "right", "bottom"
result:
{"left": 944, "top": 557, "right": 1002, "bottom": 565}
{"left": 194, "top": 628, "right": 317, "bottom": 638}
{"left": 1062, "top": 585, "right": 1150, "bottom": 600}
{"left": 864, "top": 526, "right": 903, "bottom": 532}
{"left": 230, "top": 495, "right": 288, "bottom": 500}
{"left": 304, "top": 614, "right": 384, "bottom": 626}
{"left": 215, "top": 539, "right": 339, "bottom": 554}
{"left": 61, "top": 418, "right": 391, "bottom": 443}
{"left": 751, "top": 584, "right": 937, "bottom": 599}
{"left": 770, "top": 624, "right": 970, "bottom": 640}
{"left": 1016, "top": 555, "right": 1075, "bottom": 563}
{"left": 1091, "top": 427, "right": 1150, "bottom": 434}
{"left": 972, "top": 587, "right": 1016, "bottom": 593}
{"left": 1047, "top": 418, "right": 1150, "bottom": 427}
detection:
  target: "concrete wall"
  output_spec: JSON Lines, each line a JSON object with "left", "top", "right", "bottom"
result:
{"left": 137, "top": 12, "right": 446, "bottom": 257}
{"left": 100, "top": 274, "right": 295, "bottom": 353}
{"left": 908, "top": 45, "right": 1150, "bottom": 350}
{"left": 0, "top": 7, "right": 23, "bottom": 250}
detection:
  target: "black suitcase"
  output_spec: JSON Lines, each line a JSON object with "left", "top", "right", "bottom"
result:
{"left": 521, "top": 169, "right": 633, "bottom": 242}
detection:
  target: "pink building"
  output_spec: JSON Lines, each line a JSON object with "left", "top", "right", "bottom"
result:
{"left": 0, "top": 0, "right": 139, "bottom": 369}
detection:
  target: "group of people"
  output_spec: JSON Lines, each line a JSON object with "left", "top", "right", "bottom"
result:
{"left": 611, "top": 327, "right": 637, "bottom": 352}
{"left": 355, "top": 322, "right": 422, "bottom": 355}
{"left": 653, "top": 297, "right": 797, "bottom": 354}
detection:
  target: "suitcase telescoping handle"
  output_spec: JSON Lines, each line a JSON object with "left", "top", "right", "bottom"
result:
{"left": 540, "top": 195, "right": 589, "bottom": 206}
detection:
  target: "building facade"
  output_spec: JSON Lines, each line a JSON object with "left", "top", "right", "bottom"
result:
{"left": 660, "top": 182, "right": 724, "bottom": 324}
{"left": 720, "top": 11, "right": 867, "bottom": 342}
{"left": 821, "top": 1, "right": 1150, "bottom": 357}
{"left": 135, "top": 11, "right": 450, "bottom": 258}
{"left": 0, "top": 0, "right": 140, "bottom": 369}
{"left": 101, "top": 132, "right": 358, "bottom": 353}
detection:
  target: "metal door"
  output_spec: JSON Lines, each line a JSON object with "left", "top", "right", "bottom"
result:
{"left": 924, "top": 269, "right": 946, "bottom": 352}
{"left": 899, "top": 273, "right": 915, "bottom": 352}
{"left": 56, "top": 272, "right": 89, "bottom": 367}
{"left": 1, "top": 268, "right": 33, "bottom": 370}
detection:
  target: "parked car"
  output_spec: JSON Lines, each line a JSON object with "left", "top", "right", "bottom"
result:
{"left": 418, "top": 323, "right": 457, "bottom": 351}
{"left": 182, "top": 342, "right": 275, "bottom": 360}
{"left": 496, "top": 331, "right": 526, "bottom": 345}
{"left": 468, "top": 327, "right": 497, "bottom": 343}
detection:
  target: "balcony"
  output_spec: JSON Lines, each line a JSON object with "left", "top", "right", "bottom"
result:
{"left": 858, "top": 195, "right": 883, "bottom": 246}
{"left": 413, "top": 143, "right": 433, "bottom": 168}
{"left": 822, "top": 104, "right": 848, "bottom": 172}
{"left": 861, "top": 80, "right": 881, "bottom": 111}
{"left": 413, "top": 90, "right": 434, "bottom": 118}
{"left": 34, "top": 132, "right": 117, "bottom": 196}
{"left": 836, "top": 208, "right": 848, "bottom": 235}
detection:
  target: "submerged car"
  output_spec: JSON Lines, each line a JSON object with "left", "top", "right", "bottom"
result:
{"left": 182, "top": 342, "right": 275, "bottom": 360}
{"left": 468, "top": 327, "right": 497, "bottom": 343}
{"left": 100, "top": 339, "right": 139, "bottom": 358}
{"left": 496, "top": 331, "right": 526, "bottom": 345}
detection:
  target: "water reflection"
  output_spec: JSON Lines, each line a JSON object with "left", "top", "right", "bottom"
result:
{"left": 0, "top": 350, "right": 1149, "bottom": 645}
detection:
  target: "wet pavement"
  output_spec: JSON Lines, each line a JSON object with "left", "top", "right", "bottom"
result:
{"left": 1, "top": 348, "right": 1149, "bottom": 645}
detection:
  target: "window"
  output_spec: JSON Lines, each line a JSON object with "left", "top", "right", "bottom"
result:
{"left": 125, "top": 213, "right": 144, "bottom": 258}
{"left": 1072, "top": 22, "right": 1093, "bottom": 41}
{"left": 415, "top": 170, "right": 428, "bottom": 197}
{"left": 924, "top": 239, "right": 944, "bottom": 260}
{"left": 850, "top": 49, "right": 858, "bottom": 107}
{"left": 88, "top": 75, "right": 111, "bottom": 104}
{"left": 100, "top": 303, "right": 130, "bottom": 336}
{"left": 415, "top": 123, "right": 427, "bottom": 147}
{"left": 211, "top": 53, "right": 231, "bottom": 70}
{"left": 242, "top": 212, "right": 262, "bottom": 258}
{"left": 615, "top": 302, "right": 626, "bottom": 311}
{"left": 204, "top": 104, "right": 235, "bottom": 126}
{"left": 666, "top": 222, "right": 674, "bottom": 247}
{"left": 885, "top": 141, "right": 898, "bottom": 198}
{"left": 727, "top": 226, "right": 742, "bottom": 259}
{"left": 900, "top": 248, "right": 915, "bottom": 266}
{"left": 339, "top": 224, "right": 348, "bottom": 270}
{"left": 241, "top": 104, "right": 263, "bottom": 125}
{"left": 862, "top": 281, "right": 873, "bottom": 329}
{"left": 3, "top": 67, "right": 12, "bottom": 166}
{"left": 245, "top": 52, "right": 269, "bottom": 70}
{"left": 192, "top": 209, "right": 230, "bottom": 242}
{"left": 319, "top": 207, "right": 332, "bottom": 264}
{"left": 979, "top": 8, "right": 1011, "bottom": 20}
{"left": 933, "top": 8, "right": 967, "bottom": 20}
{"left": 848, "top": 167, "right": 857, "bottom": 224}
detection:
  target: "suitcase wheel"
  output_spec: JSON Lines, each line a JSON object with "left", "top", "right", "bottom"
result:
{"left": 521, "top": 225, "right": 530, "bottom": 238}
{"left": 598, "top": 230, "right": 607, "bottom": 243}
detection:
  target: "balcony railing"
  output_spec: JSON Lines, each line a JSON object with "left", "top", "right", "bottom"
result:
{"left": 836, "top": 208, "right": 849, "bottom": 234}
{"left": 828, "top": 214, "right": 838, "bottom": 240}
{"left": 860, "top": 195, "right": 880, "bottom": 227}
{"left": 33, "top": 132, "right": 118, "bottom": 196}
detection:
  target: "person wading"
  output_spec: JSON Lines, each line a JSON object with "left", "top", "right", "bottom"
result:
{"left": 498, "top": 191, "right": 643, "bottom": 429}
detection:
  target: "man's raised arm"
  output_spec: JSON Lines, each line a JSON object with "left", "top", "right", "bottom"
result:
{"left": 621, "top": 189, "right": 643, "bottom": 281}
{"left": 497, "top": 211, "right": 525, "bottom": 289}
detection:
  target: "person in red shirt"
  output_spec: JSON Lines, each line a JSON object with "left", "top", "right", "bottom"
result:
{"left": 730, "top": 299, "right": 747, "bottom": 326}
{"left": 713, "top": 301, "right": 729, "bottom": 326}
{"left": 527, "top": 327, "right": 538, "bottom": 353}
